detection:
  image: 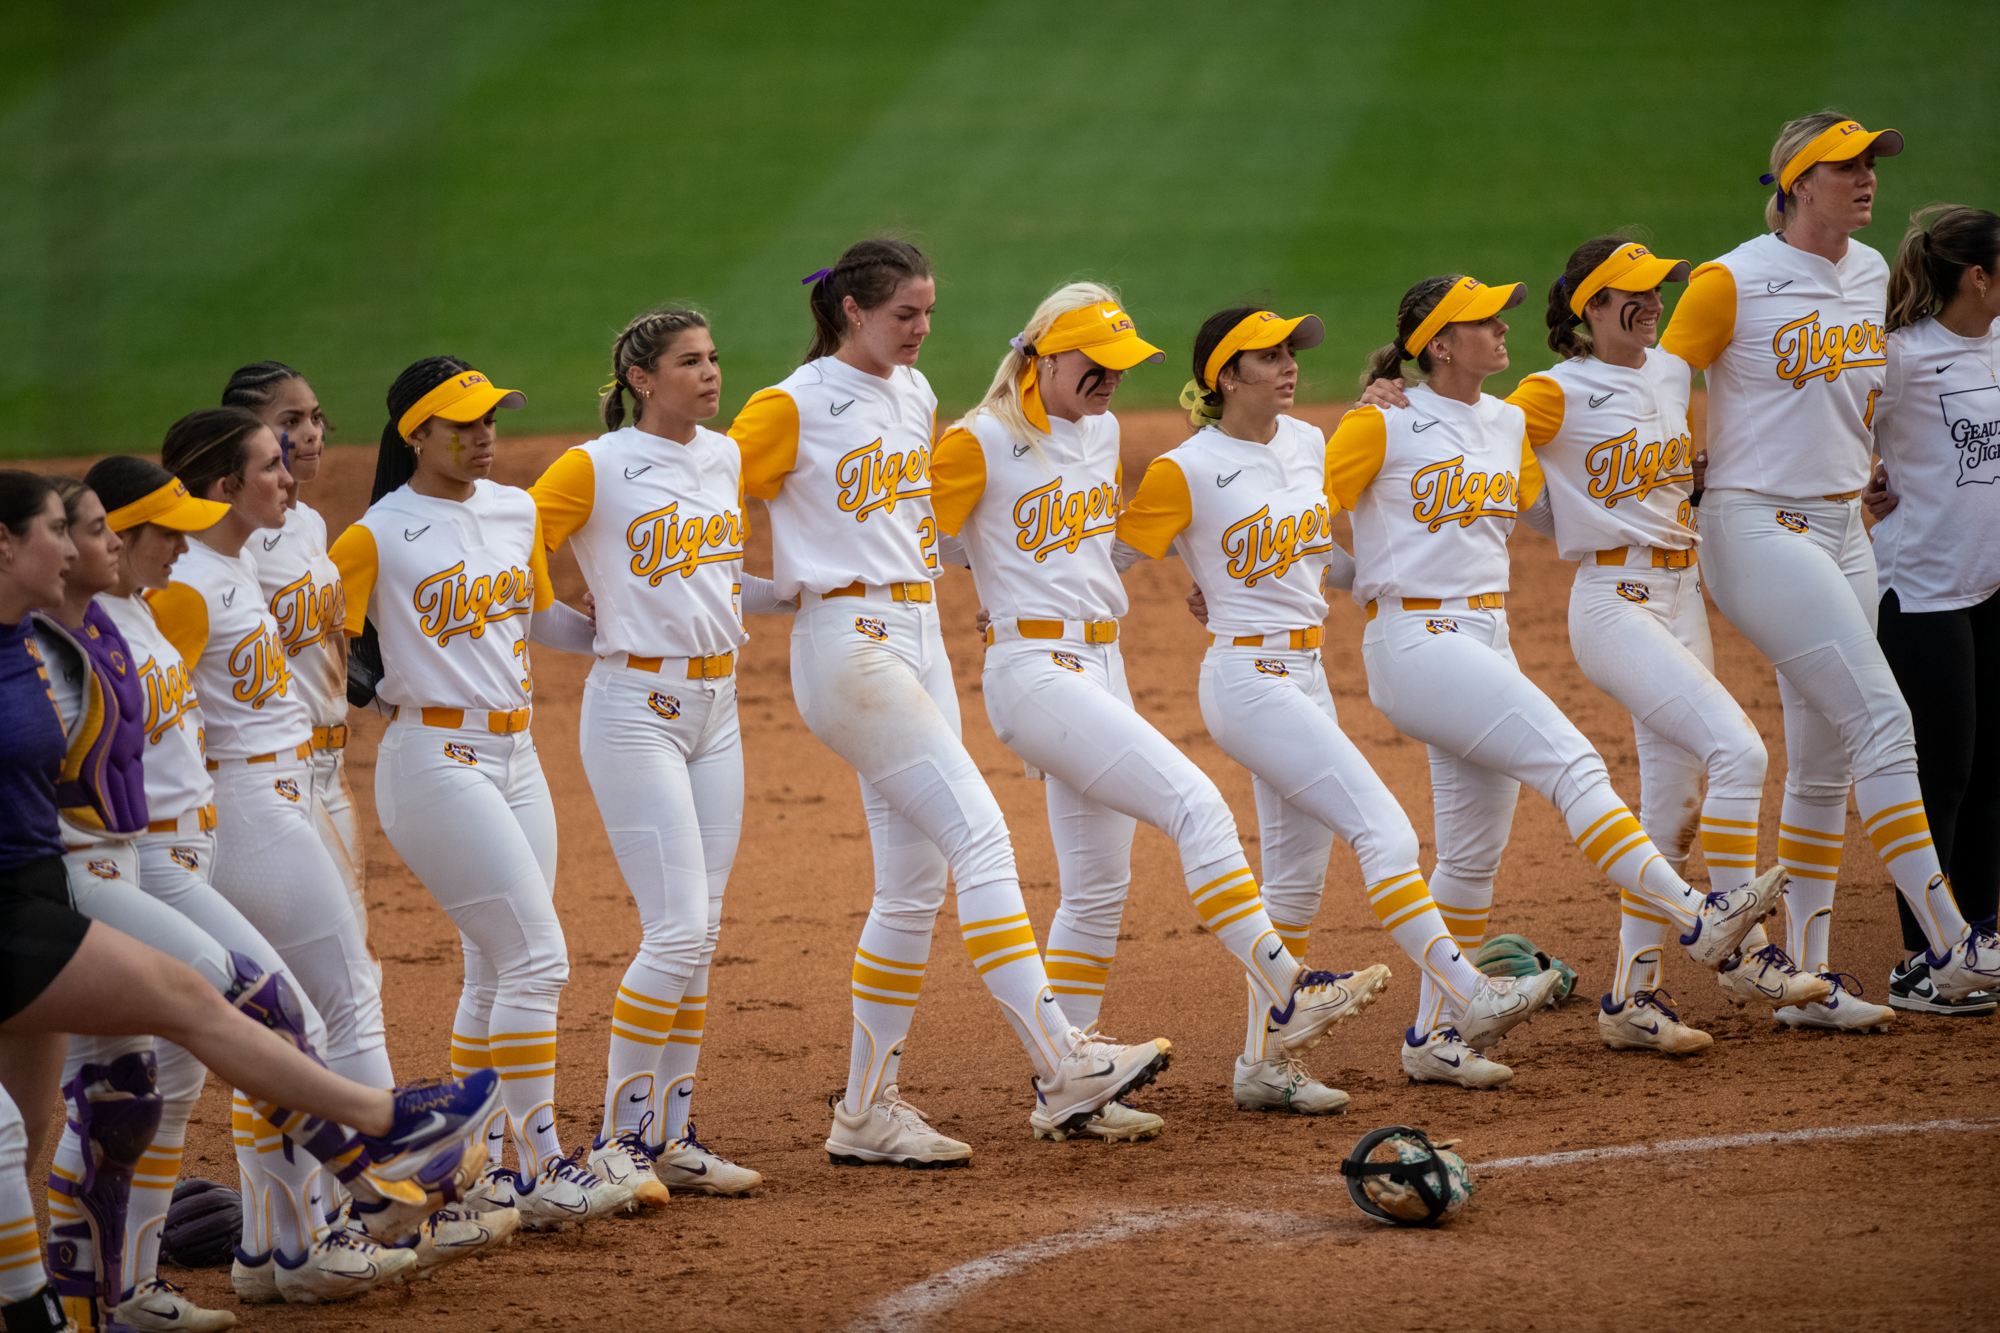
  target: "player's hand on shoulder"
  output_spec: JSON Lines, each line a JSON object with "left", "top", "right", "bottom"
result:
{"left": 1356, "top": 377, "right": 1410, "bottom": 411}
{"left": 975, "top": 607, "right": 991, "bottom": 636}
{"left": 1862, "top": 459, "right": 1898, "bottom": 521}
{"left": 1185, "top": 585, "right": 1208, "bottom": 626}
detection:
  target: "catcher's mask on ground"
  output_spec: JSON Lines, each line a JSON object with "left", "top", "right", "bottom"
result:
{"left": 1339, "top": 1125, "right": 1473, "bottom": 1227}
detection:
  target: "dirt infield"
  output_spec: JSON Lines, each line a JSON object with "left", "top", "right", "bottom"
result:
{"left": 27, "top": 405, "right": 1998, "bottom": 1330}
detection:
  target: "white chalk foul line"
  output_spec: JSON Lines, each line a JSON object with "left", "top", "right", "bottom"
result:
{"left": 854, "top": 1114, "right": 2000, "bottom": 1332}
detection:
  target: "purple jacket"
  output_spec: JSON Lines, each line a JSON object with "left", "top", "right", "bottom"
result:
{"left": 36, "top": 605, "right": 149, "bottom": 835}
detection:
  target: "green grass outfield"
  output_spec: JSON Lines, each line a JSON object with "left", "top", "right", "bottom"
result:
{"left": 4, "top": 0, "right": 1995, "bottom": 457}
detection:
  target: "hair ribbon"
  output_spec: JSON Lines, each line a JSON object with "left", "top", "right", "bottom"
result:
{"left": 801, "top": 267, "right": 832, "bottom": 286}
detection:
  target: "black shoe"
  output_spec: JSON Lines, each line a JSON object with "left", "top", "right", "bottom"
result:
{"left": 1887, "top": 959, "right": 1998, "bottom": 1016}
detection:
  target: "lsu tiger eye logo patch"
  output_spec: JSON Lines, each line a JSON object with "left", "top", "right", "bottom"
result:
{"left": 1424, "top": 618, "right": 1460, "bottom": 635}
{"left": 855, "top": 617, "right": 888, "bottom": 641}
{"left": 1776, "top": 510, "right": 1809, "bottom": 533}
{"left": 273, "top": 778, "right": 301, "bottom": 802}
{"left": 86, "top": 858, "right": 120, "bottom": 879}
{"left": 1253, "top": 658, "right": 1290, "bottom": 677}
{"left": 1616, "top": 581, "right": 1650, "bottom": 604}
{"left": 170, "top": 847, "right": 200, "bottom": 872}
{"left": 1050, "top": 651, "right": 1084, "bottom": 673}
{"left": 647, "top": 691, "right": 682, "bottom": 720}
{"left": 443, "top": 742, "right": 478, "bottom": 766}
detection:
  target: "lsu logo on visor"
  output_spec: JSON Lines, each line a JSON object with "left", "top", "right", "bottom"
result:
{"left": 443, "top": 743, "right": 478, "bottom": 766}
{"left": 273, "top": 778, "right": 301, "bottom": 802}
{"left": 1424, "top": 618, "right": 1460, "bottom": 635}
{"left": 86, "top": 859, "right": 120, "bottom": 879}
{"left": 1775, "top": 510, "right": 1810, "bottom": 533}
{"left": 647, "top": 691, "right": 681, "bottom": 720}
{"left": 170, "top": 847, "right": 200, "bottom": 872}
{"left": 1616, "top": 581, "right": 1649, "bottom": 604}
{"left": 855, "top": 617, "right": 888, "bottom": 641}
{"left": 1253, "top": 658, "right": 1289, "bottom": 677}
{"left": 1050, "top": 651, "right": 1084, "bottom": 673}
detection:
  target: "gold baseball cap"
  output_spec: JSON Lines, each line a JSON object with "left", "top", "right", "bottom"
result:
{"left": 1767, "top": 119, "right": 1903, "bottom": 195}
{"left": 397, "top": 369, "right": 526, "bottom": 441}
{"left": 105, "top": 477, "right": 231, "bottom": 533}
{"left": 1201, "top": 310, "right": 1325, "bottom": 390}
{"left": 1031, "top": 302, "right": 1166, "bottom": 370}
{"left": 1404, "top": 278, "right": 1524, "bottom": 357}
{"left": 1569, "top": 243, "right": 1691, "bottom": 316}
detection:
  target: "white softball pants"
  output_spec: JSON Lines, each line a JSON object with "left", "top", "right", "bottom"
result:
{"left": 311, "top": 747, "right": 371, "bottom": 946}
{"left": 1567, "top": 561, "right": 1767, "bottom": 858}
{"left": 580, "top": 659, "right": 740, "bottom": 997}
{"left": 981, "top": 636, "right": 1242, "bottom": 940}
{"left": 210, "top": 753, "right": 386, "bottom": 1082}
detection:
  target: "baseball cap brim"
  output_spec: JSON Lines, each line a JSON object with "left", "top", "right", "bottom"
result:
{"left": 432, "top": 386, "right": 527, "bottom": 424}
{"left": 1826, "top": 127, "right": 1903, "bottom": 163}
{"left": 1081, "top": 333, "right": 1168, "bottom": 371}
{"left": 1458, "top": 284, "right": 1524, "bottom": 323}
{"left": 105, "top": 480, "right": 231, "bottom": 534}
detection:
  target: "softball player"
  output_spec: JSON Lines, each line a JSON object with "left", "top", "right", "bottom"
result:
{"left": 222, "top": 364, "right": 369, "bottom": 943}
{"left": 1332, "top": 274, "right": 1785, "bottom": 1087}
{"left": 728, "top": 241, "right": 1170, "bottom": 1166}
{"left": 331, "top": 357, "right": 630, "bottom": 1228}
{"left": 1863, "top": 204, "right": 2000, "bottom": 1014}
{"left": 1659, "top": 114, "right": 2000, "bottom": 1023}
{"left": 938, "top": 287, "right": 1414, "bottom": 1132}
{"left": 1360, "top": 241, "right": 1831, "bottom": 1050}
{"left": 531, "top": 309, "right": 771, "bottom": 1200}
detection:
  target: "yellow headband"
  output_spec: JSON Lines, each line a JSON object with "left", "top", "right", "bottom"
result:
{"left": 1771, "top": 119, "right": 1903, "bottom": 196}
{"left": 1016, "top": 302, "right": 1165, "bottom": 433}
{"left": 1568, "top": 243, "right": 1691, "bottom": 316}
{"left": 104, "top": 478, "right": 230, "bottom": 534}
{"left": 396, "top": 370, "right": 526, "bottom": 441}
{"left": 1404, "top": 278, "right": 1525, "bottom": 357}
{"left": 1200, "top": 310, "right": 1324, "bottom": 390}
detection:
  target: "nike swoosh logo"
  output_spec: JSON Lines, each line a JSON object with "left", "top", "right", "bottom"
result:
{"left": 1013, "top": 443, "right": 1030, "bottom": 457}
{"left": 675, "top": 1087, "right": 692, "bottom": 1098}
{"left": 678, "top": 1162, "right": 708, "bottom": 1177}
{"left": 1449, "top": 952, "right": 1461, "bottom": 963}
{"left": 1589, "top": 392, "right": 1614, "bottom": 408}
{"left": 1267, "top": 998, "right": 1296, "bottom": 1027}
{"left": 1766, "top": 280, "right": 1793, "bottom": 294}
{"left": 532, "top": 1120, "right": 554, "bottom": 1137}
{"left": 397, "top": 1110, "right": 448, "bottom": 1142}
{"left": 1265, "top": 944, "right": 1286, "bottom": 960}
{"left": 1041, "top": 993, "right": 1058, "bottom": 1004}
{"left": 1217, "top": 470, "right": 1241, "bottom": 487}
{"left": 219, "top": 589, "right": 236, "bottom": 609}
{"left": 140, "top": 1306, "right": 179, "bottom": 1318}
{"left": 624, "top": 465, "right": 652, "bottom": 479}
{"left": 545, "top": 1195, "right": 588, "bottom": 1215}
{"left": 404, "top": 527, "right": 429, "bottom": 541}
{"left": 1412, "top": 419, "right": 1438, "bottom": 432}
{"left": 830, "top": 399, "right": 854, "bottom": 415}
{"left": 628, "top": 1092, "right": 649, "bottom": 1104}
{"left": 1937, "top": 363, "right": 1955, "bottom": 373}
{"left": 262, "top": 534, "right": 283, "bottom": 550}
{"left": 1638, "top": 1021, "right": 1660, "bottom": 1034}
{"left": 1082, "top": 1060, "right": 1118, "bottom": 1080}
{"left": 1439, "top": 1054, "right": 1461, "bottom": 1067}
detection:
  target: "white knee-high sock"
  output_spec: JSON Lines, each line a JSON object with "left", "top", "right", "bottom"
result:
{"left": 1239, "top": 908, "right": 1319, "bottom": 1062}
{"left": 230, "top": 1094, "right": 270, "bottom": 1259}
{"left": 957, "top": 881, "right": 1072, "bottom": 1078}
{"left": 845, "top": 916, "right": 930, "bottom": 1114}
{"left": 1614, "top": 893, "right": 1672, "bottom": 1001}
{"left": 0, "top": 1101, "right": 39, "bottom": 1304}
{"left": 1044, "top": 918, "right": 1118, "bottom": 1032}
{"left": 1778, "top": 794, "right": 1845, "bottom": 974}
{"left": 449, "top": 986, "right": 508, "bottom": 1166}
{"left": 1697, "top": 795, "right": 1761, "bottom": 897}
{"left": 1855, "top": 772, "right": 1968, "bottom": 954}
{"left": 601, "top": 959, "right": 689, "bottom": 1142}
{"left": 1567, "top": 784, "right": 1702, "bottom": 929}
{"left": 1185, "top": 859, "right": 1299, "bottom": 1017}
{"left": 1368, "top": 870, "right": 1484, "bottom": 1016}
{"left": 487, "top": 1006, "right": 561, "bottom": 1177}
{"left": 1418, "top": 871, "right": 1490, "bottom": 1035}
{"left": 654, "top": 964, "right": 710, "bottom": 1146}
{"left": 125, "top": 1100, "right": 194, "bottom": 1293}
{"left": 262, "top": 1139, "right": 325, "bottom": 1262}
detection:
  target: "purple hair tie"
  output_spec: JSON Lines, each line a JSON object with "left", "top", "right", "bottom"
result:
{"left": 1556, "top": 274, "right": 1568, "bottom": 289}
{"left": 1758, "top": 172, "right": 1776, "bottom": 186}
{"left": 1009, "top": 333, "right": 1029, "bottom": 354}
{"left": 802, "top": 267, "right": 832, "bottom": 286}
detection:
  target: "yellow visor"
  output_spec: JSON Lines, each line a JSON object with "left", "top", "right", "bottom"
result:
{"left": 1032, "top": 302, "right": 1166, "bottom": 370}
{"left": 1201, "top": 310, "right": 1325, "bottom": 390}
{"left": 1569, "top": 243, "right": 1690, "bottom": 315}
{"left": 1773, "top": 120, "right": 1903, "bottom": 195}
{"left": 396, "top": 370, "right": 526, "bottom": 441}
{"left": 105, "top": 478, "right": 230, "bottom": 534}
{"left": 1404, "top": 278, "right": 1524, "bottom": 357}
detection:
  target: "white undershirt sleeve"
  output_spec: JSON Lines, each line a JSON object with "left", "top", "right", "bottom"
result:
{"left": 1519, "top": 489, "right": 1556, "bottom": 539}
{"left": 1320, "top": 543, "right": 1357, "bottom": 593}
{"left": 528, "top": 599, "right": 597, "bottom": 654}
{"left": 740, "top": 573, "right": 798, "bottom": 616}
{"left": 1111, "top": 539, "right": 1150, "bottom": 574}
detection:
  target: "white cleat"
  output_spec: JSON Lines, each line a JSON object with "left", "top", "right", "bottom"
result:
{"left": 273, "top": 1230, "right": 417, "bottom": 1304}
{"left": 1034, "top": 1026, "right": 1173, "bottom": 1130}
{"left": 1400, "top": 1026, "right": 1513, "bottom": 1089}
{"left": 405, "top": 1200, "right": 519, "bottom": 1277}
{"left": 1926, "top": 920, "right": 2000, "bottom": 1001}
{"left": 229, "top": 1249, "right": 279, "bottom": 1305}
{"left": 471, "top": 1157, "right": 635, "bottom": 1232}
{"left": 827, "top": 1086, "right": 972, "bottom": 1168}
{"left": 1267, "top": 965, "right": 1391, "bottom": 1054}
{"left": 1455, "top": 970, "right": 1562, "bottom": 1050}
{"left": 654, "top": 1123, "right": 762, "bottom": 1196}
{"left": 1682, "top": 863, "right": 1787, "bottom": 968}
{"left": 587, "top": 1131, "right": 672, "bottom": 1208}
{"left": 1233, "top": 1054, "right": 1350, "bottom": 1114}
{"left": 1716, "top": 926, "right": 1834, "bottom": 1009}
{"left": 1776, "top": 972, "right": 1895, "bottom": 1033}
{"left": 1598, "top": 990, "right": 1713, "bottom": 1054}
{"left": 1030, "top": 1091, "right": 1164, "bottom": 1142}
{"left": 115, "top": 1277, "right": 238, "bottom": 1331}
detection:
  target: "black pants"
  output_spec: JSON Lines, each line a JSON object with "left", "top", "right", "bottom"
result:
{"left": 1877, "top": 587, "right": 2000, "bottom": 951}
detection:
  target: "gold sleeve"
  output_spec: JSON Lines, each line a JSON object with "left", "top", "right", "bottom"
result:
{"left": 1659, "top": 264, "right": 1737, "bottom": 371}
{"left": 927, "top": 425, "right": 988, "bottom": 537}
{"left": 1508, "top": 375, "right": 1566, "bottom": 451}
{"left": 529, "top": 448, "right": 596, "bottom": 550}
{"left": 327, "top": 523, "right": 379, "bottom": 635}
{"left": 145, "top": 582, "right": 209, "bottom": 671}
{"left": 729, "top": 389, "right": 802, "bottom": 501}
{"left": 1324, "top": 406, "right": 1390, "bottom": 512}
{"left": 529, "top": 511, "right": 555, "bottom": 612}
{"left": 1114, "top": 457, "right": 1194, "bottom": 559}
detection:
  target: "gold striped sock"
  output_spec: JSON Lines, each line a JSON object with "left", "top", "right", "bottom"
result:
{"left": 1697, "top": 815, "right": 1758, "bottom": 874}
{"left": 1778, "top": 821, "right": 1843, "bottom": 883}
{"left": 1577, "top": 806, "right": 1650, "bottom": 874}
{"left": 1191, "top": 867, "right": 1264, "bottom": 932}
{"left": 611, "top": 986, "right": 676, "bottom": 1049}
{"left": 1044, "top": 950, "right": 1112, "bottom": 997}
{"left": 852, "top": 948, "right": 926, "bottom": 1006}
{"left": 668, "top": 993, "right": 707, "bottom": 1047}
{"left": 960, "top": 913, "right": 1040, "bottom": 976}
{"left": 450, "top": 1030, "right": 492, "bottom": 1077}
{"left": 488, "top": 1030, "right": 559, "bottom": 1082}
{"left": 1436, "top": 903, "right": 1490, "bottom": 952}
{"left": 1366, "top": 871, "right": 1433, "bottom": 932}
{"left": 1268, "top": 919, "right": 1312, "bottom": 958}
{"left": 0, "top": 1213, "right": 41, "bottom": 1283}
{"left": 133, "top": 1141, "right": 184, "bottom": 1195}
{"left": 1862, "top": 799, "right": 1933, "bottom": 866}
{"left": 1620, "top": 890, "right": 1673, "bottom": 928}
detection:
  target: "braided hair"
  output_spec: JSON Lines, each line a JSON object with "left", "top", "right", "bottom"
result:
{"left": 220, "top": 361, "right": 303, "bottom": 410}
{"left": 371, "top": 356, "right": 472, "bottom": 505}
{"left": 160, "top": 407, "right": 269, "bottom": 501}
{"left": 1361, "top": 276, "right": 1464, "bottom": 389}
{"left": 602, "top": 308, "right": 709, "bottom": 431}
{"left": 802, "top": 239, "right": 932, "bottom": 363}
{"left": 1545, "top": 236, "right": 1630, "bottom": 359}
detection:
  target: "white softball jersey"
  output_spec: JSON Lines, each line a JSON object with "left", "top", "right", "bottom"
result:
{"left": 1871, "top": 316, "right": 2000, "bottom": 612}
{"left": 147, "top": 539, "right": 307, "bottom": 760}
{"left": 931, "top": 409, "right": 1127, "bottom": 622}
{"left": 1117, "top": 416, "right": 1338, "bottom": 637}
{"left": 1511, "top": 348, "right": 1698, "bottom": 562}
{"left": 1327, "top": 385, "right": 1541, "bottom": 609}
{"left": 1661, "top": 232, "right": 1889, "bottom": 497}
{"left": 96, "top": 591, "right": 214, "bottom": 824}
{"left": 251, "top": 502, "right": 348, "bottom": 730}
{"left": 330, "top": 480, "right": 553, "bottom": 713}
{"left": 530, "top": 425, "right": 749, "bottom": 659}
{"left": 728, "top": 357, "right": 939, "bottom": 599}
